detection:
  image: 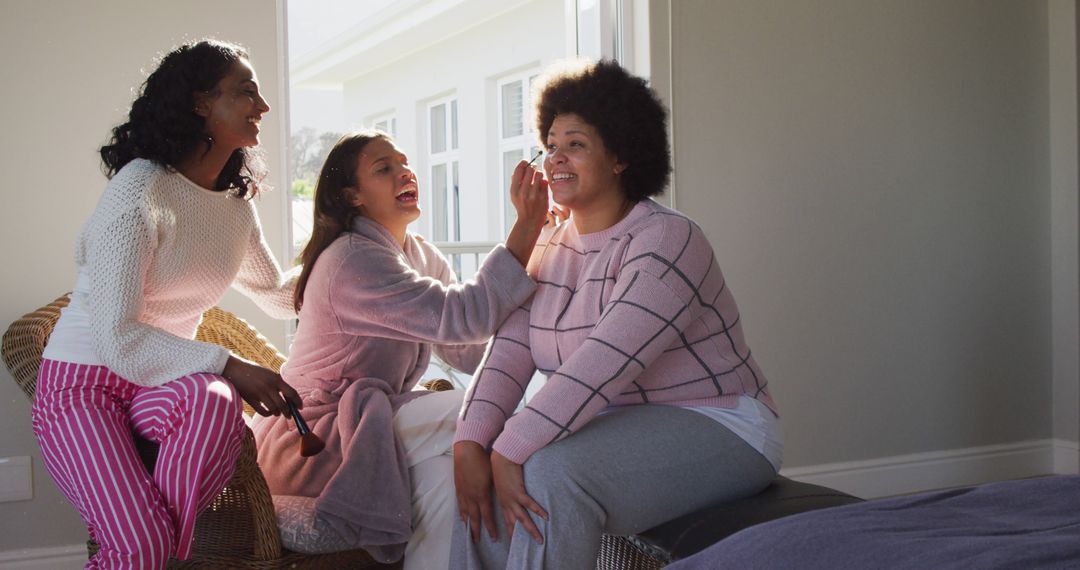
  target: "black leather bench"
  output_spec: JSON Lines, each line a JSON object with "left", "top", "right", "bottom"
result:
{"left": 596, "top": 477, "right": 864, "bottom": 569}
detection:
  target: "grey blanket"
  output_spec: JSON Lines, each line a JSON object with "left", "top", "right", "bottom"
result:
{"left": 669, "top": 475, "right": 1080, "bottom": 569}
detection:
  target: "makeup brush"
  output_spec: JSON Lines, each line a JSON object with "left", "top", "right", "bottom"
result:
{"left": 285, "top": 400, "right": 325, "bottom": 457}
{"left": 527, "top": 149, "right": 543, "bottom": 166}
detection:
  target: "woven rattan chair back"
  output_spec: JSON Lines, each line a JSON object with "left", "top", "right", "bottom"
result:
{"left": 2, "top": 294, "right": 69, "bottom": 401}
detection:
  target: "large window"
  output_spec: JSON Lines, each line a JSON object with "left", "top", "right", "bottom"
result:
{"left": 427, "top": 97, "right": 460, "bottom": 243}
{"left": 286, "top": 0, "right": 649, "bottom": 385}
{"left": 497, "top": 71, "right": 541, "bottom": 234}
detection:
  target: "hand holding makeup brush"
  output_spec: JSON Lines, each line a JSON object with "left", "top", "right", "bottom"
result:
{"left": 504, "top": 158, "right": 550, "bottom": 267}
{"left": 285, "top": 399, "right": 325, "bottom": 457}
{"left": 222, "top": 355, "right": 302, "bottom": 417}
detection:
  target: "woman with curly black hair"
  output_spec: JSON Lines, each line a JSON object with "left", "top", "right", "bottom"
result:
{"left": 451, "top": 60, "right": 783, "bottom": 569}
{"left": 32, "top": 39, "right": 301, "bottom": 568}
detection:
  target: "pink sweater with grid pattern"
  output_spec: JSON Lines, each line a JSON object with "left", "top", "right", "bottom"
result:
{"left": 455, "top": 199, "right": 777, "bottom": 464}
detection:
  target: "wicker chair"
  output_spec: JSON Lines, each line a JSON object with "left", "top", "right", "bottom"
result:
{"left": 1, "top": 294, "right": 393, "bottom": 569}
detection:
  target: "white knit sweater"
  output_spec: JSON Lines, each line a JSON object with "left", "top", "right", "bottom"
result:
{"left": 43, "top": 159, "right": 297, "bottom": 387}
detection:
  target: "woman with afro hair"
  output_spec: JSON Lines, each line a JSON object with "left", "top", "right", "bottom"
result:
{"left": 32, "top": 39, "right": 301, "bottom": 569}
{"left": 451, "top": 60, "right": 783, "bottom": 569}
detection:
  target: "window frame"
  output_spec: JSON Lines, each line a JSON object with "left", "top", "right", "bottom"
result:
{"left": 496, "top": 70, "right": 542, "bottom": 235}
{"left": 369, "top": 112, "right": 398, "bottom": 137}
{"left": 426, "top": 96, "right": 460, "bottom": 242}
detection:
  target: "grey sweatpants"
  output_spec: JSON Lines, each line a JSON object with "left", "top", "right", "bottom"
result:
{"left": 449, "top": 405, "right": 777, "bottom": 570}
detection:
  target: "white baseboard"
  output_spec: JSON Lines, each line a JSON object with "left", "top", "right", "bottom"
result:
{"left": 0, "top": 544, "right": 84, "bottom": 569}
{"left": 781, "top": 439, "right": 1063, "bottom": 499}
{"left": 1053, "top": 438, "right": 1079, "bottom": 474}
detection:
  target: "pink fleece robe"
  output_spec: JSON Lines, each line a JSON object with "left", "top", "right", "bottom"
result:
{"left": 253, "top": 215, "right": 535, "bottom": 561}
{"left": 456, "top": 199, "right": 778, "bottom": 464}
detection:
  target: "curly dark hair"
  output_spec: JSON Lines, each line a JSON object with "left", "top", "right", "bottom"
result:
{"left": 533, "top": 59, "right": 671, "bottom": 201}
{"left": 99, "top": 39, "right": 265, "bottom": 197}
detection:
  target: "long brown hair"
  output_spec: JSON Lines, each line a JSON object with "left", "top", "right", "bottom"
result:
{"left": 294, "top": 131, "right": 390, "bottom": 311}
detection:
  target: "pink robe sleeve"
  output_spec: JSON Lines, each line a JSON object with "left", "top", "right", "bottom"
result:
{"left": 328, "top": 242, "right": 535, "bottom": 346}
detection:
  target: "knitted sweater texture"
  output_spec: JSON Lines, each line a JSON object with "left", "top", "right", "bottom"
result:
{"left": 43, "top": 159, "right": 296, "bottom": 387}
{"left": 456, "top": 199, "right": 777, "bottom": 463}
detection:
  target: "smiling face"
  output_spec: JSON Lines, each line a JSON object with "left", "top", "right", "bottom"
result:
{"left": 350, "top": 137, "right": 421, "bottom": 240}
{"left": 195, "top": 58, "right": 270, "bottom": 152}
{"left": 543, "top": 113, "right": 627, "bottom": 216}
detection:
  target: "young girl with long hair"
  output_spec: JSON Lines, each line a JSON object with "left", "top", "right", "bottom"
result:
{"left": 253, "top": 131, "right": 549, "bottom": 570}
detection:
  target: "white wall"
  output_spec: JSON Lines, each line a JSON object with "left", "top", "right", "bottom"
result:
{"left": 671, "top": 0, "right": 1059, "bottom": 471}
{"left": 0, "top": 0, "right": 290, "bottom": 555}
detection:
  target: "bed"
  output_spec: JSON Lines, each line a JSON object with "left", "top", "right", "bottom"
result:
{"left": 667, "top": 474, "right": 1080, "bottom": 569}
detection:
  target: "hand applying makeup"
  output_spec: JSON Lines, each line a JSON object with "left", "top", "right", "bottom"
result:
{"left": 528, "top": 149, "right": 569, "bottom": 227}
{"left": 504, "top": 158, "right": 550, "bottom": 267}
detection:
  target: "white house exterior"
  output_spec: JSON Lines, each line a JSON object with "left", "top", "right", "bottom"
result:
{"left": 290, "top": 0, "right": 571, "bottom": 255}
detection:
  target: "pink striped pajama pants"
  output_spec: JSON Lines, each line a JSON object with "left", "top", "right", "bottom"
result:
{"left": 31, "top": 359, "right": 246, "bottom": 569}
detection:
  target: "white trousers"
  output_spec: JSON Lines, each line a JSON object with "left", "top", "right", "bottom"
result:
{"left": 394, "top": 389, "right": 462, "bottom": 570}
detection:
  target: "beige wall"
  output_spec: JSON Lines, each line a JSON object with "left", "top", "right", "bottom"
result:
{"left": 0, "top": 0, "right": 289, "bottom": 553}
{"left": 671, "top": 0, "right": 1057, "bottom": 468}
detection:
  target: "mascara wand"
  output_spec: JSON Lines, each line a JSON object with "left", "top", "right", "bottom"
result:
{"left": 286, "top": 399, "right": 325, "bottom": 457}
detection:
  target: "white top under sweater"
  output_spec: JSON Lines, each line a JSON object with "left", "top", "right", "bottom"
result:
{"left": 43, "top": 158, "right": 297, "bottom": 387}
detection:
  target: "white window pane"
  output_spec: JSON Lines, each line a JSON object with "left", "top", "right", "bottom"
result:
{"left": 577, "top": 0, "right": 603, "bottom": 60}
{"left": 430, "top": 104, "right": 447, "bottom": 154}
{"left": 502, "top": 149, "right": 524, "bottom": 185}
{"left": 459, "top": 255, "right": 479, "bottom": 282}
{"left": 451, "top": 161, "right": 461, "bottom": 242}
{"left": 528, "top": 76, "right": 538, "bottom": 133}
{"left": 390, "top": 117, "right": 397, "bottom": 138}
{"left": 501, "top": 81, "right": 523, "bottom": 139}
{"left": 432, "top": 163, "right": 448, "bottom": 241}
{"left": 292, "top": 196, "right": 313, "bottom": 260}
{"left": 451, "top": 100, "right": 459, "bottom": 150}
{"left": 502, "top": 150, "right": 522, "bottom": 233}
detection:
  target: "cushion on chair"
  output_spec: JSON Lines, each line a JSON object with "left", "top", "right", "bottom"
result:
{"left": 273, "top": 495, "right": 356, "bottom": 555}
